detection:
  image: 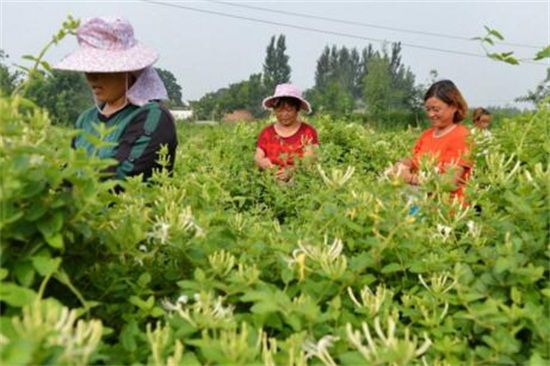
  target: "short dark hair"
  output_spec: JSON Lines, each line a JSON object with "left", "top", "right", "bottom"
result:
{"left": 472, "top": 107, "right": 491, "bottom": 122}
{"left": 273, "top": 96, "right": 301, "bottom": 111}
{"left": 424, "top": 80, "right": 468, "bottom": 123}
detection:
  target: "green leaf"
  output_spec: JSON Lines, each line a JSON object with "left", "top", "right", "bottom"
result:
{"left": 494, "top": 257, "right": 510, "bottom": 274}
{"left": 129, "top": 295, "right": 152, "bottom": 310}
{"left": 0, "top": 283, "right": 37, "bottom": 307}
{"left": 13, "top": 261, "right": 35, "bottom": 287}
{"left": 137, "top": 272, "right": 151, "bottom": 287}
{"left": 0, "top": 268, "right": 8, "bottom": 281}
{"left": 486, "top": 27, "right": 504, "bottom": 40}
{"left": 120, "top": 320, "right": 139, "bottom": 352}
{"left": 37, "top": 211, "right": 64, "bottom": 239}
{"left": 40, "top": 60, "right": 53, "bottom": 73}
{"left": 534, "top": 45, "right": 550, "bottom": 61}
{"left": 21, "top": 54, "right": 36, "bottom": 61}
{"left": 45, "top": 232, "right": 64, "bottom": 249}
{"left": 150, "top": 306, "right": 165, "bottom": 317}
{"left": 31, "top": 256, "right": 61, "bottom": 276}
{"left": 381, "top": 262, "right": 401, "bottom": 273}
{"left": 251, "top": 301, "right": 279, "bottom": 315}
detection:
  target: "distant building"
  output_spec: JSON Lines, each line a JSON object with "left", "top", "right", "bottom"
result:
{"left": 170, "top": 109, "right": 193, "bottom": 121}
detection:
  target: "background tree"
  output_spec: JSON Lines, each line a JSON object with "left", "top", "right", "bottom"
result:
{"left": 263, "top": 34, "right": 291, "bottom": 92}
{"left": 363, "top": 55, "right": 393, "bottom": 122}
{"left": 25, "top": 70, "right": 91, "bottom": 125}
{"left": 515, "top": 68, "right": 550, "bottom": 106}
{"left": 0, "top": 50, "right": 21, "bottom": 95}
{"left": 314, "top": 47, "right": 331, "bottom": 91}
{"left": 155, "top": 67, "right": 184, "bottom": 108}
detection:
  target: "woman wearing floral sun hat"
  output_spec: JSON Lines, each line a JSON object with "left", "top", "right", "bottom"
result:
{"left": 255, "top": 83, "right": 319, "bottom": 182}
{"left": 55, "top": 16, "right": 177, "bottom": 181}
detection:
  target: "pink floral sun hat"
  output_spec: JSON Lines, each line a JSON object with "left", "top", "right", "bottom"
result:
{"left": 55, "top": 16, "right": 167, "bottom": 106}
{"left": 262, "top": 83, "right": 312, "bottom": 114}
{"left": 55, "top": 16, "right": 158, "bottom": 72}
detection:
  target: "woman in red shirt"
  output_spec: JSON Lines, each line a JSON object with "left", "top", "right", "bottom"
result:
{"left": 255, "top": 84, "right": 319, "bottom": 181}
{"left": 387, "top": 80, "right": 472, "bottom": 201}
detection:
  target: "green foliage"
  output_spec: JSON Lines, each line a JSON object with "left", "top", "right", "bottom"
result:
{"left": 515, "top": 69, "right": 550, "bottom": 106}
{"left": 363, "top": 55, "right": 393, "bottom": 121}
{"left": 190, "top": 73, "right": 266, "bottom": 120}
{"left": 308, "top": 42, "right": 420, "bottom": 124}
{"left": 0, "top": 50, "right": 21, "bottom": 96}
{"left": 2, "top": 88, "right": 548, "bottom": 364}
{"left": 12, "top": 15, "right": 80, "bottom": 97}
{"left": 155, "top": 67, "right": 184, "bottom": 108}
{"left": 25, "top": 70, "right": 91, "bottom": 125}
{"left": 476, "top": 25, "right": 550, "bottom": 65}
{"left": 263, "top": 34, "right": 291, "bottom": 92}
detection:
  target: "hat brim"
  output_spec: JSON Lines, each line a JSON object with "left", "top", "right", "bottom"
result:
{"left": 262, "top": 95, "right": 312, "bottom": 114}
{"left": 54, "top": 42, "right": 158, "bottom": 73}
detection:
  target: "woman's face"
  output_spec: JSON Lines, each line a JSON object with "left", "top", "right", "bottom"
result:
{"left": 85, "top": 72, "right": 128, "bottom": 104}
{"left": 424, "top": 97, "right": 457, "bottom": 130}
{"left": 274, "top": 101, "right": 299, "bottom": 126}
{"left": 474, "top": 115, "right": 491, "bottom": 129}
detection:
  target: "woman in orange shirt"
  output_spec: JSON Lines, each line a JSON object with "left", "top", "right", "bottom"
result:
{"left": 387, "top": 80, "right": 472, "bottom": 201}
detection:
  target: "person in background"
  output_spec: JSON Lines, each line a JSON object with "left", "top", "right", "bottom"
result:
{"left": 386, "top": 80, "right": 472, "bottom": 202}
{"left": 55, "top": 16, "right": 177, "bottom": 181}
{"left": 255, "top": 83, "right": 319, "bottom": 182}
{"left": 472, "top": 107, "right": 492, "bottom": 130}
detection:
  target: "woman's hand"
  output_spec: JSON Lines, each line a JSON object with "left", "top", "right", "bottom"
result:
{"left": 386, "top": 159, "right": 419, "bottom": 185}
{"left": 275, "top": 167, "right": 293, "bottom": 182}
{"left": 254, "top": 147, "right": 275, "bottom": 170}
{"left": 257, "top": 157, "right": 275, "bottom": 170}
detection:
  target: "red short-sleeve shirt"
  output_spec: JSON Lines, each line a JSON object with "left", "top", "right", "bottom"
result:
{"left": 257, "top": 122, "right": 319, "bottom": 167}
{"left": 412, "top": 124, "right": 472, "bottom": 199}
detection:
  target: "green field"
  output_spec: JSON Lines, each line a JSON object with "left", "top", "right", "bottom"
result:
{"left": 1, "top": 96, "right": 548, "bottom": 365}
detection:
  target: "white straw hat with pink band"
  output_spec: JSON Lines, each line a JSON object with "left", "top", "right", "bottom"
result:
{"left": 54, "top": 16, "right": 167, "bottom": 106}
{"left": 262, "top": 83, "right": 312, "bottom": 114}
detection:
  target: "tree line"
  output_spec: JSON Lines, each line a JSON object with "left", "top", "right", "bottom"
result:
{"left": 190, "top": 35, "right": 423, "bottom": 125}
{"left": 1, "top": 38, "right": 547, "bottom": 126}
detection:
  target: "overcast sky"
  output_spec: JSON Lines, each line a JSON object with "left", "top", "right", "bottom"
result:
{"left": 1, "top": 0, "right": 548, "bottom": 109}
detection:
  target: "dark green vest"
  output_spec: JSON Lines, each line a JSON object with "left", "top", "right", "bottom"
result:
{"left": 73, "top": 103, "right": 163, "bottom": 179}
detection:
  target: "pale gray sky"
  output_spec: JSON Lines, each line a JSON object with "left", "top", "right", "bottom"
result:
{"left": 1, "top": 0, "right": 549, "bottom": 108}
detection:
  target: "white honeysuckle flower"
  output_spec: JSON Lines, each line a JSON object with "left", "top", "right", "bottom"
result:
{"left": 418, "top": 273, "right": 457, "bottom": 295}
{"left": 272, "top": 219, "right": 282, "bottom": 233}
{"left": 177, "top": 295, "right": 188, "bottom": 304}
{"left": 347, "top": 285, "right": 391, "bottom": 315}
{"left": 29, "top": 154, "right": 44, "bottom": 166}
{"left": 466, "top": 220, "right": 482, "bottom": 238}
{"left": 303, "top": 335, "right": 339, "bottom": 366}
{"left": 288, "top": 236, "right": 347, "bottom": 280}
{"left": 317, "top": 164, "right": 355, "bottom": 188}
{"left": 211, "top": 297, "right": 235, "bottom": 319}
{"left": 208, "top": 250, "right": 236, "bottom": 277}
{"left": 326, "top": 237, "right": 343, "bottom": 261}
{"left": 147, "top": 220, "right": 171, "bottom": 245}
{"left": 435, "top": 224, "right": 452, "bottom": 241}
{"left": 161, "top": 298, "right": 180, "bottom": 312}
{"left": 346, "top": 316, "right": 432, "bottom": 364}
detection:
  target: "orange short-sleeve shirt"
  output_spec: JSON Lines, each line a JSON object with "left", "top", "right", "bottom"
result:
{"left": 412, "top": 124, "right": 472, "bottom": 199}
